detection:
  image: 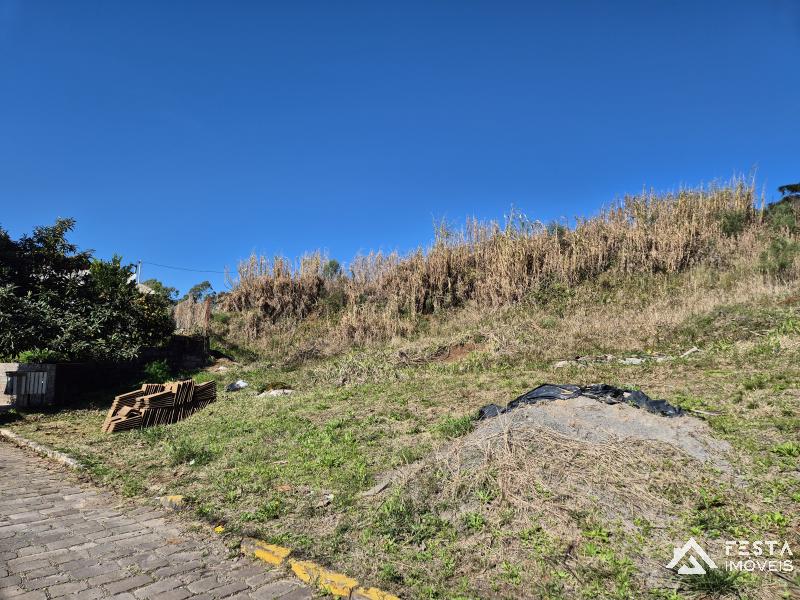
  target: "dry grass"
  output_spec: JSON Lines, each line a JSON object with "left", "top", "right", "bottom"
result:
{"left": 218, "top": 178, "right": 771, "bottom": 357}
{"left": 380, "top": 427, "right": 717, "bottom": 597}
{"left": 173, "top": 297, "right": 212, "bottom": 334}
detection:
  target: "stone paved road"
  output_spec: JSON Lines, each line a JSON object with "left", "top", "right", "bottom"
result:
{"left": 0, "top": 441, "right": 313, "bottom": 600}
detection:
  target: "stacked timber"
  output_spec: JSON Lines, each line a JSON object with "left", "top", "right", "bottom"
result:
{"left": 102, "top": 380, "right": 216, "bottom": 433}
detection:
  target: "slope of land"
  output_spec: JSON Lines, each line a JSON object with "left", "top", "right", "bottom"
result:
{"left": 4, "top": 181, "right": 799, "bottom": 599}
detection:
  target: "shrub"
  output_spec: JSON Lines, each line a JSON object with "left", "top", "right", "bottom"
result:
{"left": 766, "top": 201, "right": 798, "bottom": 233}
{"left": 759, "top": 237, "right": 799, "bottom": 280}
{"left": 142, "top": 359, "right": 171, "bottom": 383}
{"left": 0, "top": 219, "right": 174, "bottom": 361}
{"left": 720, "top": 208, "right": 750, "bottom": 237}
{"left": 15, "top": 349, "right": 66, "bottom": 363}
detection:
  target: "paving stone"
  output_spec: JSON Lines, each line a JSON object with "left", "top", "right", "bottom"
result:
{"left": 48, "top": 580, "right": 89, "bottom": 597}
{"left": 187, "top": 575, "right": 225, "bottom": 594}
{"left": 5, "top": 590, "right": 48, "bottom": 600}
{"left": 153, "top": 589, "right": 192, "bottom": 600}
{"left": 274, "top": 588, "right": 313, "bottom": 600}
{"left": 88, "top": 568, "right": 137, "bottom": 587}
{"left": 205, "top": 581, "right": 250, "bottom": 598}
{"left": 251, "top": 580, "right": 302, "bottom": 599}
{"left": 104, "top": 574, "right": 154, "bottom": 595}
{"left": 0, "top": 574, "right": 23, "bottom": 589}
{"left": 0, "top": 441, "right": 312, "bottom": 600}
{"left": 131, "top": 576, "right": 184, "bottom": 598}
{"left": 23, "top": 565, "right": 60, "bottom": 579}
{"left": 21, "top": 573, "right": 70, "bottom": 590}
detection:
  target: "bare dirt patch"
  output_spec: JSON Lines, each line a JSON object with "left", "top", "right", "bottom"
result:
{"left": 473, "top": 397, "right": 733, "bottom": 470}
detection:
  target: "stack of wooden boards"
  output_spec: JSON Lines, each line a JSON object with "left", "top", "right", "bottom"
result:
{"left": 102, "top": 380, "right": 217, "bottom": 433}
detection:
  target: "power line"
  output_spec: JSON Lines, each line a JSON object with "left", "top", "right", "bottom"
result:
{"left": 141, "top": 261, "right": 226, "bottom": 274}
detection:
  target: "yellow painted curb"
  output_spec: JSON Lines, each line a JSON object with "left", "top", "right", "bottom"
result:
{"left": 352, "top": 587, "right": 402, "bottom": 600}
{"left": 242, "top": 538, "right": 292, "bottom": 566}
{"left": 160, "top": 495, "right": 186, "bottom": 510}
{"left": 288, "top": 559, "right": 359, "bottom": 597}
{"left": 318, "top": 567, "right": 359, "bottom": 597}
{"left": 243, "top": 540, "right": 399, "bottom": 599}
{"left": 289, "top": 559, "right": 320, "bottom": 584}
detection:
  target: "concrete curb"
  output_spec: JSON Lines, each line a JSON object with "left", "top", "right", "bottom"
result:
{"left": 0, "top": 428, "right": 82, "bottom": 470}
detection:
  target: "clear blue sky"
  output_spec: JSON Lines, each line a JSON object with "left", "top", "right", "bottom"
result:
{"left": 1, "top": 1, "right": 798, "bottom": 295}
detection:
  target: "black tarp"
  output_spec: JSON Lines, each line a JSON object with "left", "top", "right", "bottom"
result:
{"left": 478, "top": 383, "right": 684, "bottom": 420}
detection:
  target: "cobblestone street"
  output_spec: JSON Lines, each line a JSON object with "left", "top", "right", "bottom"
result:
{"left": 0, "top": 442, "right": 312, "bottom": 600}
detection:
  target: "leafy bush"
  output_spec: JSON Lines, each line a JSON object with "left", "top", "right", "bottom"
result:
{"left": 759, "top": 237, "right": 799, "bottom": 280}
{"left": 720, "top": 208, "right": 751, "bottom": 237}
{"left": 0, "top": 219, "right": 174, "bottom": 362}
{"left": 142, "top": 359, "right": 171, "bottom": 383}
{"left": 15, "top": 349, "right": 66, "bottom": 363}
{"left": 766, "top": 201, "right": 798, "bottom": 233}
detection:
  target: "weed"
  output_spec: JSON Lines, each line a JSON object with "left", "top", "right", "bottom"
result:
{"left": 379, "top": 563, "right": 403, "bottom": 584}
{"left": 681, "top": 568, "right": 753, "bottom": 596}
{"left": 136, "top": 425, "right": 167, "bottom": 444}
{"left": 220, "top": 181, "right": 759, "bottom": 352}
{"left": 690, "top": 490, "right": 740, "bottom": 538}
{"left": 242, "top": 499, "right": 282, "bottom": 522}
{"left": 582, "top": 524, "right": 611, "bottom": 543}
{"left": 474, "top": 484, "right": 498, "bottom": 504}
{"left": 374, "top": 492, "right": 448, "bottom": 545}
{"left": 500, "top": 561, "right": 522, "bottom": 585}
{"left": 166, "top": 437, "right": 215, "bottom": 466}
{"left": 518, "top": 525, "right": 556, "bottom": 556}
{"left": 463, "top": 512, "right": 485, "bottom": 531}
{"left": 434, "top": 415, "right": 474, "bottom": 438}
{"left": 772, "top": 441, "right": 800, "bottom": 457}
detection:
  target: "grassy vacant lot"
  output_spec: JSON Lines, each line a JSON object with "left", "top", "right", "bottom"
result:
{"left": 6, "top": 265, "right": 799, "bottom": 599}
{"left": 5, "top": 183, "right": 800, "bottom": 598}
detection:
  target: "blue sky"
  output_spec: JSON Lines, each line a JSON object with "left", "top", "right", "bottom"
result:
{"left": 1, "top": 1, "right": 798, "bottom": 295}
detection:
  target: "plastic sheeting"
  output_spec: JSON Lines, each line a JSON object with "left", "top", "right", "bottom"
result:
{"left": 478, "top": 383, "right": 684, "bottom": 420}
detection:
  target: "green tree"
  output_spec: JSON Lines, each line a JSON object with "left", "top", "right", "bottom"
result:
{"left": 778, "top": 182, "right": 800, "bottom": 200}
{"left": 141, "top": 278, "right": 179, "bottom": 303}
{"left": 0, "top": 219, "right": 174, "bottom": 362}
{"left": 322, "top": 259, "right": 342, "bottom": 279}
{"left": 184, "top": 280, "right": 215, "bottom": 302}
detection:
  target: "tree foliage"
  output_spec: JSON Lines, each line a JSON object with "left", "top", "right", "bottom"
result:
{"left": 322, "top": 259, "right": 342, "bottom": 280}
{"left": 0, "top": 218, "right": 174, "bottom": 362}
{"left": 778, "top": 182, "right": 800, "bottom": 198}
{"left": 141, "top": 278, "right": 179, "bottom": 303}
{"left": 184, "top": 280, "right": 215, "bottom": 302}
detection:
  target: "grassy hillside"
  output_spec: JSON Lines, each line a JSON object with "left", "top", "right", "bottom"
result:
{"left": 5, "top": 180, "right": 800, "bottom": 599}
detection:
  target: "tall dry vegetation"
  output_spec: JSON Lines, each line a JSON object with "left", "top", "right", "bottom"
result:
{"left": 219, "top": 179, "right": 767, "bottom": 350}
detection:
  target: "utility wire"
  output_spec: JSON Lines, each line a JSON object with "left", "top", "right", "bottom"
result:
{"left": 141, "top": 261, "right": 226, "bottom": 274}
